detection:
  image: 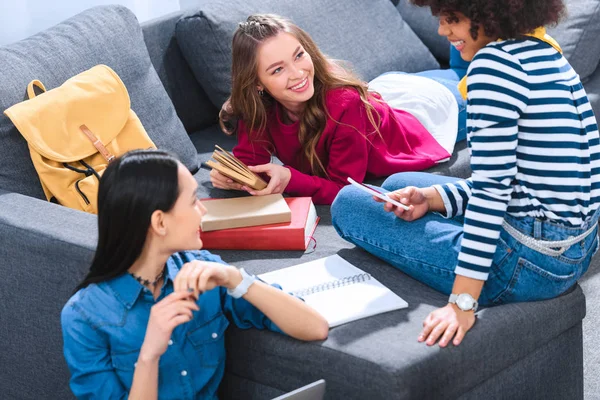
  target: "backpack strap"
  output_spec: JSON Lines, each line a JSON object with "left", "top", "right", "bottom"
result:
{"left": 27, "top": 80, "right": 47, "bottom": 99}
{"left": 79, "top": 125, "right": 116, "bottom": 163}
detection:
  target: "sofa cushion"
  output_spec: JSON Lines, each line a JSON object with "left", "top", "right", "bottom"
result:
{"left": 141, "top": 11, "right": 219, "bottom": 133}
{"left": 548, "top": 0, "right": 600, "bottom": 81}
{"left": 221, "top": 245, "right": 586, "bottom": 399}
{"left": 583, "top": 60, "right": 600, "bottom": 121}
{"left": 176, "top": 0, "right": 439, "bottom": 108}
{"left": 0, "top": 5, "right": 198, "bottom": 199}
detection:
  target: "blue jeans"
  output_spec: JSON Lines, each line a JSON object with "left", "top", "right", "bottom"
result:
{"left": 331, "top": 172, "right": 598, "bottom": 307}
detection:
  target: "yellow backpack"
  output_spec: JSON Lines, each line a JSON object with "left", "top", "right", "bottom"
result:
{"left": 4, "top": 65, "right": 156, "bottom": 214}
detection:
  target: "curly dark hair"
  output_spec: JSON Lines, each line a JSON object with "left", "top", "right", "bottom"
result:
{"left": 411, "top": 0, "right": 565, "bottom": 40}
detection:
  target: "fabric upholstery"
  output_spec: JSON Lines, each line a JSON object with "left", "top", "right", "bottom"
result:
{"left": 547, "top": 0, "right": 600, "bottom": 81}
{"left": 396, "top": 0, "right": 451, "bottom": 62}
{"left": 0, "top": 5, "right": 198, "bottom": 200}
{"left": 220, "top": 247, "right": 585, "bottom": 399}
{"left": 0, "top": 190, "right": 95, "bottom": 400}
{"left": 141, "top": 11, "right": 218, "bottom": 132}
{"left": 175, "top": 0, "right": 439, "bottom": 108}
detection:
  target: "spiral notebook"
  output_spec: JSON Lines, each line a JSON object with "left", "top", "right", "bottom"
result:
{"left": 258, "top": 255, "right": 408, "bottom": 327}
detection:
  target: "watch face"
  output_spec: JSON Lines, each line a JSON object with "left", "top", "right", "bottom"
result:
{"left": 456, "top": 294, "right": 474, "bottom": 311}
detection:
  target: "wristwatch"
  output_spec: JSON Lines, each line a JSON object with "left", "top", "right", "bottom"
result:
{"left": 227, "top": 268, "right": 256, "bottom": 298}
{"left": 448, "top": 293, "right": 479, "bottom": 312}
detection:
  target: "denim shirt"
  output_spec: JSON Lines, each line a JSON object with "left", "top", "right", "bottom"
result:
{"left": 61, "top": 250, "right": 282, "bottom": 400}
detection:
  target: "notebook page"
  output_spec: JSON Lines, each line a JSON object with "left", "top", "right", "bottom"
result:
{"left": 259, "top": 255, "right": 408, "bottom": 327}
{"left": 258, "top": 255, "right": 364, "bottom": 293}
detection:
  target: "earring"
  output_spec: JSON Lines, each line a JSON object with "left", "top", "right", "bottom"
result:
{"left": 258, "top": 89, "right": 264, "bottom": 97}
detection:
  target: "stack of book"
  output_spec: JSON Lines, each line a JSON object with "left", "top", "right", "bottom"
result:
{"left": 200, "top": 194, "right": 319, "bottom": 251}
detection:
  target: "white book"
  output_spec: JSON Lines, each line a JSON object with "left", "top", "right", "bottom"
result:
{"left": 259, "top": 255, "right": 408, "bottom": 327}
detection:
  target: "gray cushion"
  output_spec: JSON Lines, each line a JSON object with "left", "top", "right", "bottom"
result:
{"left": 540, "top": 0, "right": 600, "bottom": 80}
{"left": 583, "top": 63, "right": 600, "bottom": 120}
{"left": 176, "top": 0, "right": 439, "bottom": 108}
{"left": 0, "top": 5, "right": 198, "bottom": 199}
{"left": 219, "top": 247, "right": 585, "bottom": 399}
{"left": 141, "top": 11, "right": 219, "bottom": 133}
{"left": 396, "top": 0, "right": 451, "bottom": 62}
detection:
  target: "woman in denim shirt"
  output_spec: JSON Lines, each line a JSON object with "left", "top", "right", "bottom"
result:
{"left": 61, "top": 149, "right": 328, "bottom": 400}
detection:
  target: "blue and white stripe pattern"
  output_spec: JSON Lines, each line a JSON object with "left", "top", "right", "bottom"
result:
{"left": 433, "top": 38, "right": 600, "bottom": 281}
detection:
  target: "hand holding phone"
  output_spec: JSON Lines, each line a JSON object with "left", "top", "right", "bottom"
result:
{"left": 347, "top": 177, "right": 410, "bottom": 210}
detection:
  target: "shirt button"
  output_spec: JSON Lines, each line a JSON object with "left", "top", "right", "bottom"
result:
{"left": 134, "top": 362, "right": 137, "bottom": 368}
{"left": 181, "top": 370, "right": 188, "bottom": 377}
{"left": 168, "top": 339, "right": 173, "bottom": 345}
{"left": 211, "top": 332, "right": 218, "bottom": 339}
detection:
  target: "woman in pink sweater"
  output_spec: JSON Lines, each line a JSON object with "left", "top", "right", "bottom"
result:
{"left": 211, "top": 14, "right": 454, "bottom": 205}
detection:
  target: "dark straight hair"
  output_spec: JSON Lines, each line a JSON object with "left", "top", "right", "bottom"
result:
{"left": 75, "top": 149, "right": 181, "bottom": 292}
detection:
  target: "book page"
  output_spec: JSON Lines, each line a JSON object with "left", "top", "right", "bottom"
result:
{"left": 259, "top": 255, "right": 408, "bottom": 327}
{"left": 207, "top": 146, "right": 267, "bottom": 190}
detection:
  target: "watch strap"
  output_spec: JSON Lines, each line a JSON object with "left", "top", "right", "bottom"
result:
{"left": 227, "top": 268, "right": 256, "bottom": 298}
{"left": 448, "top": 293, "right": 478, "bottom": 312}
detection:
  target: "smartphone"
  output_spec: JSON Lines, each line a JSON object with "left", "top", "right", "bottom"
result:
{"left": 347, "top": 177, "right": 410, "bottom": 210}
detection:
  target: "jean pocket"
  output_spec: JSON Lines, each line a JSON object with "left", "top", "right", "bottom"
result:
{"left": 494, "top": 257, "right": 578, "bottom": 304}
{"left": 186, "top": 312, "right": 229, "bottom": 367}
{"left": 482, "top": 238, "right": 516, "bottom": 305}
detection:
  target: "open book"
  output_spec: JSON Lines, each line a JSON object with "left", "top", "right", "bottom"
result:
{"left": 205, "top": 145, "right": 267, "bottom": 190}
{"left": 259, "top": 255, "right": 408, "bottom": 327}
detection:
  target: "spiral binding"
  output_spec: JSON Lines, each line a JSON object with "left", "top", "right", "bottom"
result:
{"left": 291, "top": 273, "right": 372, "bottom": 297}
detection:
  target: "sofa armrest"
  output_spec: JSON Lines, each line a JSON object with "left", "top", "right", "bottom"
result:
{"left": 0, "top": 190, "right": 96, "bottom": 399}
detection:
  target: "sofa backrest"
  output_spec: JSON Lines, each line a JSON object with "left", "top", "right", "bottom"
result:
{"left": 0, "top": 5, "right": 198, "bottom": 199}
{"left": 175, "top": 0, "right": 440, "bottom": 109}
{"left": 395, "top": 0, "right": 450, "bottom": 63}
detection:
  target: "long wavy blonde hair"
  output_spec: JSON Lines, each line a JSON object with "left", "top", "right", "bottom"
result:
{"left": 221, "top": 14, "right": 381, "bottom": 177}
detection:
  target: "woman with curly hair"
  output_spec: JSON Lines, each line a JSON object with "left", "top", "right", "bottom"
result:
{"left": 333, "top": 0, "right": 600, "bottom": 347}
{"left": 212, "top": 14, "right": 456, "bottom": 205}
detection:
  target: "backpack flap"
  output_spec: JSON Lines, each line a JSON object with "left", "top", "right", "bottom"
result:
{"left": 4, "top": 64, "right": 129, "bottom": 163}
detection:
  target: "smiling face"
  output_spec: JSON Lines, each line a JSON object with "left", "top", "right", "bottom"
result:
{"left": 255, "top": 32, "right": 315, "bottom": 114}
{"left": 437, "top": 12, "right": 497, "bottom": 61}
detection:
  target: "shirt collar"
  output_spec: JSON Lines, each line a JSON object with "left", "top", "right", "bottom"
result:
{"left": 457, "top": 27, "right": 562, "bottom": 100}
{"left": 106, "top": 273, "right": 144, "bottom": 310}
{"left": 106, "top": 256, "right": 181, "bottom": 309}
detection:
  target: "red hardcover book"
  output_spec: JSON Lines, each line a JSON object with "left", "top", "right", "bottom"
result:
{"left": 199, "top": 197, "right": 319, "bottom": 250}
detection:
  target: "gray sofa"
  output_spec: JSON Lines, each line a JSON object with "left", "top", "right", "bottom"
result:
{"left": 1, "top": 1, "right": 599, "bottom": 399}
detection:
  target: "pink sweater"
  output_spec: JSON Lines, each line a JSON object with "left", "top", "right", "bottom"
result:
{"left": 233, "top": 87, "right": 450, "bottom": 205}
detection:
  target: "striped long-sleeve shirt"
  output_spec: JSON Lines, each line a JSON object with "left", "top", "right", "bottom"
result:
{"left": 433, "top": 38, "right": 600, "bottom": 281}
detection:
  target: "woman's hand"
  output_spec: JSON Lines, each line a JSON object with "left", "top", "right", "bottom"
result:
{"left": 418, "top": 304, "right": 476, "bottom": 347}
{"left": 210, "top": 169, "right": 244, "bottom": 191}
{"left": 173, "top": 261, "right": 243, "bottom": 299}
{"left": 139, "top": 292, "right": 199, "bottom": 361}
{"left": 373, "top": 186, "right": 430, "bottom": 221}
{"left": 245, "top": 163, "right": 291, "bottom": 196}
